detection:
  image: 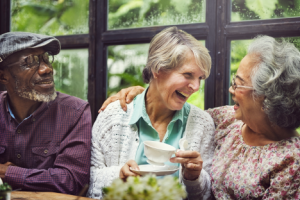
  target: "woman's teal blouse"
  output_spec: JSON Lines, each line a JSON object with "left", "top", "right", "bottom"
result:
{"left": 128, "top": 88, "right": 190, "bottom": 177}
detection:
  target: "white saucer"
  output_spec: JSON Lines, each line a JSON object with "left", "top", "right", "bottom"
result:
{"left": 130, "top": 165, "right": 179, "bottom": 176}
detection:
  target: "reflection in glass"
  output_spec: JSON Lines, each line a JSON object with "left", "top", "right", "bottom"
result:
{"left": 108, "top": 44, "right": 205, "bottom": 109}
{"left": 108, "top": 0, "right": 206, "bottom": 30}
{"left": 231, "top": 0, "right": 300, "bottom": 21}
{"left": 230, "top": 37, "right": 300, "bottom": 133}
{"left": 11, "top": 0, "right": 89, "bottom": 35}
{"left": 52, "top": 49, "right": 88, "bottom": 101}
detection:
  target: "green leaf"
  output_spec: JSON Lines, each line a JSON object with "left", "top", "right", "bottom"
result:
{"left": 170, "top": 0, "right": 192, "bottom": 13}
{"left": 245, "top": 0, "right": 278, "bottom": 19}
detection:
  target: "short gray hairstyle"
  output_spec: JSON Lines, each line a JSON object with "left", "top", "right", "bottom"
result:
{"left": 143, "top": 26, "right": 211, "bottom": 83}
{"left": 249, "top": 35, "right": 300, "bottom": 129}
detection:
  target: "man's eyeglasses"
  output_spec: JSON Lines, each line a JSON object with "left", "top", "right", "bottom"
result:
{"left": 231, "top": 75, "right": 254, "bottom": 90}
{"left": 6, "top": 52, "right": 54, "bottom": 69}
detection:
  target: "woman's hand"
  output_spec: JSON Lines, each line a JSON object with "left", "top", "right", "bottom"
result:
{"left": 119, "top": 160, "right": 140, "bottom": 181}
{"left": 170, "top": 150, "right": 203, "bottom": 181}
{"left": 99, "top": 86, "right": 145, "bottom": 112}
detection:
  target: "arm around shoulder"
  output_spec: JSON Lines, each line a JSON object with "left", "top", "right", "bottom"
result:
{"left": 183, "top": 106, "right": 216, "bottom": 199}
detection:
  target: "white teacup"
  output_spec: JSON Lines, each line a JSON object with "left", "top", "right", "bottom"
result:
{"left": 144, "top": 141, "right": 176, "bottom": 166}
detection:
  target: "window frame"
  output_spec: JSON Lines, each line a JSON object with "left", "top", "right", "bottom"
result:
{"left": 1, "top": 0, "right": 300, "bottom": 122}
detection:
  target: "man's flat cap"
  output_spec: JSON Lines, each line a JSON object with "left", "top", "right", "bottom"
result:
{"left": 0, "top": 32, "right": 61, "bottom": 63}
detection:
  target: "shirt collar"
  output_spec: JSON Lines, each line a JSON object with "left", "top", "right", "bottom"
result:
{"left": 6, "top": 98, "right": 16, "bottom": 119}
{"left": 128, "top": 87, "right": 185, "bottom": 125}
{"left": 128, "top": 87, "right": 147, "bottom": 125}
{"left": 4, "top": 92, "right": 55, "bottom": 122}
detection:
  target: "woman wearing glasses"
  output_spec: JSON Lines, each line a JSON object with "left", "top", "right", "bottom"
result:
{"left": 100, "top": 35, "right": 300, "bottom": 199}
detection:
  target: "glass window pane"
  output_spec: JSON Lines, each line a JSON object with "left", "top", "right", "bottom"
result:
{"left": 11, "top": 0, "right": 89, "bottom": 35}
{"left": 230, "top": 37, "right": 300, "bottom": 133}
{"left": 107, "top": 43, "right": 205, "bottom": 109}
{"left": 53, "top": 49, "right": 88, "bottom": 101}
{"left": 108, "top": 0, "right": 206, "bottom": 30}
{"left": 231, "top": 0, "right": 300, "bottom": 21}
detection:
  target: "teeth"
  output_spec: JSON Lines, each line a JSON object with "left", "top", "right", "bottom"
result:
{"left": 177, "top": 91, "right": 189, "bottom": 98}
{"left": 39, "top": 81, "right": 52, "bottom": 84}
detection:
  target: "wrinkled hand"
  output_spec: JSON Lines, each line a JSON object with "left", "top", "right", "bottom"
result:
{"left": 0, "top": 162, "right": 16, "bottom": 179}
{"left": 170, "top": 150, "right": 202, "bottom": 181}
{"left": 119, "top": 160, "right": 140, "bottom": 181}
{"left": 99, "top": 86, "right": 145, "bottom": 112}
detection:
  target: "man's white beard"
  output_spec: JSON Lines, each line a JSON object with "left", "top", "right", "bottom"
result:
{"left": 18, "top": 89, "right": 57, "bottom": 102}
{"left": 14, "top": 80, "right": 57, "bottom": 102}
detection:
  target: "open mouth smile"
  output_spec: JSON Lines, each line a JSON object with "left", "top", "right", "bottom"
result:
{"left": 175, "top": 90, "right": 190, "bottom": 100}
{"left": 233, "top": 99, "right": 240, "bottom": 110}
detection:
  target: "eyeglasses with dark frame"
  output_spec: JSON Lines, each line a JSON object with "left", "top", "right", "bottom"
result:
{"left": 5, "top": 52, "right": 54, "bottom": 69}
{"left": 231, "top": 75, "right": 254, "bottom": 90}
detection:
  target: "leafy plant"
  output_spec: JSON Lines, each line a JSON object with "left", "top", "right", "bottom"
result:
{"left": 103, "top": 175, "right": 186, "bottom": 200}
{"left": 0, "top": 183, "right": 12, "bottom": 192}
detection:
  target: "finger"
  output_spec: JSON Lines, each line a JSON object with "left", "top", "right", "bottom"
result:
{"left": 99, "top": 96, "right": 119, "bottom": 112}
{"left": 126, "top": 86, "right": 145, "bottom": 104}
{"left": 184, "top": 163, "right": 202, "bottom": 171}
{"left": 170, "top": 156, "right": 195, "bottom": 164}
{"left": 118, "top": 89, "right": 128, "bottom": 112}
{"left": 123, "top": 164, "right": 139, "bottom": 177}
{"left": 127, "top": 160, "right": 140, "bottom": 170}
{"left": 175, "top": 150, "right": 200, "bottom": 158}
{"left": 4, "top": 162, "right": 14, "bottom": 166}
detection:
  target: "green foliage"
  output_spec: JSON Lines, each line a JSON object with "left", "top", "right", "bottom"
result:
{"left": 108, "top": 0, "right": 205, "bottom": 29}
{"left": 0, "top": 183, "right": 12, "bottom": 192}
{"left": 52, "top": 49, "right": 88, "bottom": 101}
{"left": 186, "top": 81, "right": 205, "bottom": 110}
{"left": 245, "top": 0, "right": 278, "bottom": 19}
{"left": 11, "top": 0, "right": 89, "bottom": 35}
{"left": 232, "top": 0, "right": 300, "bottom": 21}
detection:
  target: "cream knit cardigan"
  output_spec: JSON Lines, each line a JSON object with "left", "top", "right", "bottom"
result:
{"left": 87, "top": 101, "right": 216, "bottom": 200}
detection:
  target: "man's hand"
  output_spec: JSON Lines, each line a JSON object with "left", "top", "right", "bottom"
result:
{"left": 0, "top": 162, "right": 16, "bottom": 179}
{"left": 119, "top": 160, "right": 140, "bottom": 181}
{"left": 99, "top": 86, "right": 145, "bottom": 112}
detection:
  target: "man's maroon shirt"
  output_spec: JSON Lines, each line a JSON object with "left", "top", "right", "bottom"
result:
{"left": 0, "top": 91, "right": 92, "bottom": 195}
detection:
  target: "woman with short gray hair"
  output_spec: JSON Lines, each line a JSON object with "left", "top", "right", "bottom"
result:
{"left": 88, "top": 26, "right": 216, "bottom": 199}
{"left": 102, "top": 35, "right": 300, "bottom": 199}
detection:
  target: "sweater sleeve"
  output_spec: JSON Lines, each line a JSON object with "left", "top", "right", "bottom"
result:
{"left": 86, "top": 104, "right": 123, "bottom": 199}
{"left": 206, "top": 106, "right": 237, "bottom": 143}
{"left": 87, "top": 102, "right": 137, "bottom": 199}
{"left": 86, "top": 123, "right": 122, "bottom": 199}
{"left": 182, "top": 105, "right": 216, "bottom": 200}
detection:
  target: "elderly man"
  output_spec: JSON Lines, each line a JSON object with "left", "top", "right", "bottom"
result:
{"left": 0, "top": 32, "right": 92, "bottom": 195}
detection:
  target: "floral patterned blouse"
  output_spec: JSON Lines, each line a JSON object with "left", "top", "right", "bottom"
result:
{"left": 206, "top": 106, "right": 300, "bottom": 200}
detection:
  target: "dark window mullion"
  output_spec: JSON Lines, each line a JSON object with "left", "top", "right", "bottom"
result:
{"left": 102, "top": 23, "right": 209, "bottom": 45}
{"left": 55, "top": 34, "right": 89, "bottom": 49}
{"left": 226, "top": 20, "right": 300, "bottom": 39}
{"left": 215, "top": 0, "right": 230, "bottom": 107}
{"left": 204, "top": 0, "right": 217, "bottom": 109}
{"left": 0, "top": 0, "right": 11, "bottom": 91}
{"left": 89, "top": 0, "right": 108, "bottom": 122}
{"left": 0, "top": 0, "right": 10, "bottom": 35}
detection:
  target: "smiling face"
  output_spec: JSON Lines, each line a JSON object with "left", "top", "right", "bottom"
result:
{"left": 153, "top": 51, "right": 205, "bottom": 111}
{"left": 229, "top": 54, "right": 264, "bottom": 123}
{"left": 3, "top": 47, "right": 56, "bottom": 102}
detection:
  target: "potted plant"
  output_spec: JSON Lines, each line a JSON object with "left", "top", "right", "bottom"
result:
{"left": 0, "top": 183, "right": 12, "bottom": 200}
{"left": 103, "top": 175, "right": 187, "bottom": 200}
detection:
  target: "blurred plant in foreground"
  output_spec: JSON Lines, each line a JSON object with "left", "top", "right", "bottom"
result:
{"left": 103, "top": 175, "right": 186, "bottom": 200}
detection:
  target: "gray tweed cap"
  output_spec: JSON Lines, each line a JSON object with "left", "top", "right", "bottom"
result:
{"left": 0, "top": 32, "right": 61, "bottom": 63}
